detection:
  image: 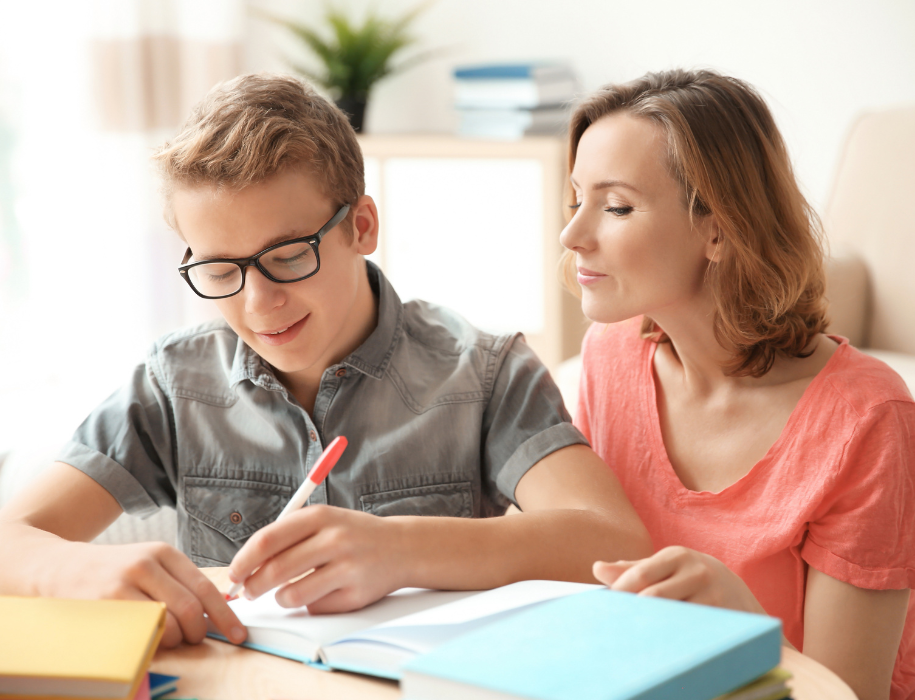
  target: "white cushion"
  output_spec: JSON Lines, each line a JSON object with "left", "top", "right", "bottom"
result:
{"left": 862, "top": 349, "right": 915, "bottom": 396}
{"left": 0, "top": 441, "right": 175, "bottom": 546}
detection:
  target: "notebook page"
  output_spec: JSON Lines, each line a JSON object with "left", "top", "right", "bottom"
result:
{"left": 226, "top": 586, "right": 478, "bottom": 650}
{"left": 329, "top": 580, "right": 599, "bottom": 654}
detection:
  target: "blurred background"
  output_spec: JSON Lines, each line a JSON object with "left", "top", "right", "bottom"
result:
{"left": 0, "top": 0, "right": 913, "bottom": 454}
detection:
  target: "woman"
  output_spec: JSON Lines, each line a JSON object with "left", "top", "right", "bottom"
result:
{"left": 561, "top": 69, "right": 914, "bottom": 700}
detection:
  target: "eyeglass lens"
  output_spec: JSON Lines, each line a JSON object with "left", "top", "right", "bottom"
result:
{"left": 187, "top": 240, "right": 318, "bottom": 297}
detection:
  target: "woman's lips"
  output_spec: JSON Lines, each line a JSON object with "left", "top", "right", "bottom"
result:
{"left": 577, "top": 267, "right": 606, "bottom": 286}
{"left": 255, "top": 314, "right": 309, "bottom": 346}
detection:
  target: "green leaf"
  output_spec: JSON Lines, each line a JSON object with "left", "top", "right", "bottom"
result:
{"left": 253, "top": 2, "right": 435, "bottom": 98}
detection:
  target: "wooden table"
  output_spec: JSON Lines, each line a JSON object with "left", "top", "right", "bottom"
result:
{"left": 151, "top": 642, "right": 855, "bottom": 700}
{"left": 151, "top": 569, "right": 856, "bottom": 699}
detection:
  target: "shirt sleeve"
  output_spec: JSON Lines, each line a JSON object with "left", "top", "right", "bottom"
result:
{"left": 56, "top": 347, "right": 177, "bottom": 517}
{"left": 482, "top": 334, "right": 589, "bottom": 508}
{"left": 802, "top": 399, "right": 915, "bottom": 590}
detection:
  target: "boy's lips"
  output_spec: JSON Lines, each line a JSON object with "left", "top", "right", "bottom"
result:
{"left": 254, "top": 315, "right": 309, "bottom": 346}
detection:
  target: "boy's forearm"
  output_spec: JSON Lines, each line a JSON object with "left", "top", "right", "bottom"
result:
{"left": 391, "top": 508, "right": 654, "bottom": 591}
{"left": 0, "top": 520, "right": 72, "bottom": 596}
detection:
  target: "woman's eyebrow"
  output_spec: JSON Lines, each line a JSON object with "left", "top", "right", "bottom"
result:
{"left": 568, "top": 176, "right": 641, "bottom": 194}
{"left": 591, "top": 179, "right": 640, "bottom": 194}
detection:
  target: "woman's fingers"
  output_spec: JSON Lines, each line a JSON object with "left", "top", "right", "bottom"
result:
{"left": 607, "top": 548, "right": 687, "bottom": 593}
{"left": 593, "top": 560, "right": 635, "bottom": 586}
{"left": 638, "top": 571, "right": 701, "bottom": 601}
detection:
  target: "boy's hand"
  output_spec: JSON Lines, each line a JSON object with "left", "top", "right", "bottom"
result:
{"left": 52, "top": 541, "right": 247, "bottom": 648}
{"left": 228, "top": 505, "right": 405, "bottom": 614}
{"left": 593, "top": 546, "right": 766, "bottom": 615}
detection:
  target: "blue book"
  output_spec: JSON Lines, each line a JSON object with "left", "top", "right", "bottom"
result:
{"left": 149, "top": 672, "right": 179, "bottom": 699}
{"left": 453, "top": 63, "right": 573, "bottom": 82}
{"left": 401, "top": 589, "right": 782, "bottom": 700}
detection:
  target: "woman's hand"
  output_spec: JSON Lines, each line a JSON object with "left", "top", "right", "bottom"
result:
{"left": 228, "top": 505, "right": 406, "bottom": 614}
{"left": 593, "top": 545, "right": 766, "bottom": 615}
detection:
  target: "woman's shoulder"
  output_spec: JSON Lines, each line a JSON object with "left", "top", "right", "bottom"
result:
{"left": 820, "top": 338, "right": 915, "bottom": 417}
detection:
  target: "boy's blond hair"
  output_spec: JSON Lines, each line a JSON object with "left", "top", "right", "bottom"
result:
{"left": 154, "top": 73, "right": 364, "bottom": 236}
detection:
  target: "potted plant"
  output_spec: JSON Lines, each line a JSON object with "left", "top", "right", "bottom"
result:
{"left": 258, "top": 4, "right": 433, "bottom": 132}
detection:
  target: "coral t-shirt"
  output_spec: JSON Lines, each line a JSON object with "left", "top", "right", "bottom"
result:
{"left": 576, "top": 318, "right": 915, "bottom": 699}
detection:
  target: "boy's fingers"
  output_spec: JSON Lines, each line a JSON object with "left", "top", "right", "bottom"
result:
{"left": 610, "top": 554, "right": 679, "bottom": 593}
{"left": 115, "top": 587, "right": 183, "bottom": 648}
{"left": 159, "top": 548, "right": 246, "bottom": 645}
{"left": 274, "top": 563, "right": 344, "bottom": 610}
{"left": 243, "top": 535, "right": 332, "bottom": 600}
{"left": 229, "top": 508, "right": 324, "bottom": 583}
{"left": 140, "top": 560, "right": 209, "bottom": 644}
{"left": 592, "top": 560, "right": 634, "bottom": 586}
{"left": 160, "top": 611, "right": 186, "bottom": 649}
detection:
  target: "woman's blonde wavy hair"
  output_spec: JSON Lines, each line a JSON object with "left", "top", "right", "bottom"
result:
{"left": 563, "top": 69, "right": 828, "bottom": 378}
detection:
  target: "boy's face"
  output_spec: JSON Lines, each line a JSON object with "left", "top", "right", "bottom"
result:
{"left": 172, "top": 168, "right": 378, "bottom": 381}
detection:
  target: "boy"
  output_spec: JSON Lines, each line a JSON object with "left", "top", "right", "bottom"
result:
{"left": 0, "top": 74, "right": 651, "bottom": 649}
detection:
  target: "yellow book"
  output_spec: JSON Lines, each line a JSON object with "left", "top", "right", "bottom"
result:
{"left": 0, "top": 596, "right": 166, "bottom": 700}
{"left": 714, "top": 667, "right": 793, "bottom": 700}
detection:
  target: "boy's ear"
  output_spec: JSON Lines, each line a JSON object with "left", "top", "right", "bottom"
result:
{"left": 350, "top": 195, "right": 379, "bottom": 255}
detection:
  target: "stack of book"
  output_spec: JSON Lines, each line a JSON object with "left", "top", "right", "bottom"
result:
{"left": 401, "top": 588, "right": 792, "bottom": 700}
{"left": 0, "top": 596, "right": 166, "bottom": 700}
{"left": 211, "top": 578, "right": 792, "bottom": 700}
{"left": 453, "top": 63, "right": 578, "bottom": 140}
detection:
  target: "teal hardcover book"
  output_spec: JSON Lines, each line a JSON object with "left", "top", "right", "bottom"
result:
{"left": 401, "top": 589, "right": 782, "bottom": 700}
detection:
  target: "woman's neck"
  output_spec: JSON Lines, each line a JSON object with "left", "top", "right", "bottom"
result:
{"left": 649, "top": 292, "right": 838, "bottom": 395}
{"left": 648, "top": 294, "right": 738, "bottom": 395}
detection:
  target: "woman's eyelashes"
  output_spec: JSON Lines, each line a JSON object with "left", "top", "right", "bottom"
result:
{"left": 566, "top": 199, "right": 633, "bottom": 216}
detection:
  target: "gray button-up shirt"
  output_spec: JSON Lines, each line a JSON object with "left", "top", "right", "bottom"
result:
{"left": 60, "top": 263, "right": 587, "bottom": 566}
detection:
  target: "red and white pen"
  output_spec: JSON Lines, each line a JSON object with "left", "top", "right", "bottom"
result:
{"left": 226, "top": 435, "right": 348, "bottom": 599}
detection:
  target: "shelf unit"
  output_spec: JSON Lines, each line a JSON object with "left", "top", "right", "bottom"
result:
{"left": 357, "top": 134, "right": 588, "bottom": 372}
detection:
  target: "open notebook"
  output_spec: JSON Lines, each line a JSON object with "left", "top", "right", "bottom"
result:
{"left": 207, "top": 580, "right": 598, "bottom": 679}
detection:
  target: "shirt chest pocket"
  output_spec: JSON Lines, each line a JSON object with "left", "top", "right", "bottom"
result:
{"left": 184, "top": 476, "right": 292, "bottom": 567}
{"left": 359, "top": 481, "right": 473, "bottom": 518}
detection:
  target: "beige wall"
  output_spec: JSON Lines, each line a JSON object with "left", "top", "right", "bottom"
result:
{"left": 245, "top": 0, "right": 915, "bottom": 215}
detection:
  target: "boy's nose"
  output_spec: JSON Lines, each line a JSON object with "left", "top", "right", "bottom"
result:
{"left": 243, "top": 266, "right": 285, "bottom": 315}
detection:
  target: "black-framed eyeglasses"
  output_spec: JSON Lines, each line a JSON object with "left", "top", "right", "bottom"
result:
{"left": 178, "top": 204, "right": 350, "bottom": 299}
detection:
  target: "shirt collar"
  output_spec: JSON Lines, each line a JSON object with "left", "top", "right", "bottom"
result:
{"left": 344, "top": 260, "right": 403, "bottom": 380}
{"left": 229, "top": 260, "right": 402, "bottom": 388}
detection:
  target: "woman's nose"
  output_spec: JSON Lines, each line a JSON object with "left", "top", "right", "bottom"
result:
{"left": 559, "top": 208, "right": 591, "bottom": 252}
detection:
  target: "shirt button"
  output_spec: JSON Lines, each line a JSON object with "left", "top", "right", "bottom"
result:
{"left": 335, "top": 368, "right": 347, "bottom": 378}
{"left": 229, "top": 512, "right": 243, "bottom": 524}
{"left": 309, "top": 430, "right": 317, "bottom": 442}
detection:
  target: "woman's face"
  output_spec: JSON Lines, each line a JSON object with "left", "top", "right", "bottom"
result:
{"left": 560, "top": 112, "right": 716, "bottom": 325}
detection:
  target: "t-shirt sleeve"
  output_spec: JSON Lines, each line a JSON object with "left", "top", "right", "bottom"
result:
{"left": 57, "top": 348, "right": 177, "bottom": 517}
{"left": 482, "top": 334, "right": 589, "bottom": 508}
{"left": 802, "top": 399, "right": 915, "bottom": 590}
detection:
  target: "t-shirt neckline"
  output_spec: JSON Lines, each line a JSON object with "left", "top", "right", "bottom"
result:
{"left": 641, "top": 335, "right": 850, "bottom": 499}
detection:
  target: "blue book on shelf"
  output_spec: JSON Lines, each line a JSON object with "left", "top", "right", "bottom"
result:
{"left": 401, "top": 589, "right": 782, "bottom": 700}
{"left": 453, "top": 63, "right": 572, "bottom": 82}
